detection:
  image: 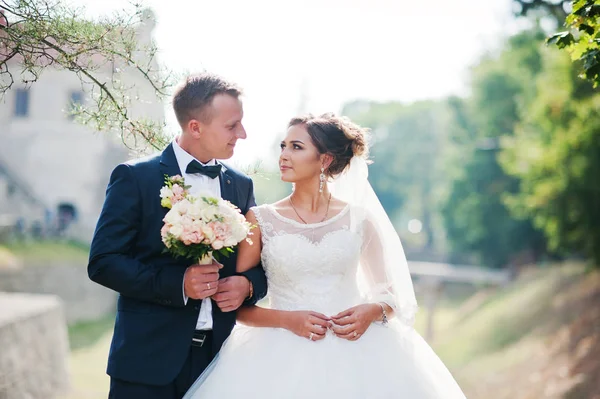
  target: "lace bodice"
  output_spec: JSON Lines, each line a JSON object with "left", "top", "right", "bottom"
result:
{"left": 252, "top": 204, "right": 368, "bottom": 315}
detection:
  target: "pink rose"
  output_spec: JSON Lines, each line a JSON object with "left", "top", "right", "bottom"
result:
{"left": 190, "top": 232, "right": 203, "bottom": 244}
{"left": 209, "top": 222, "right": 231, "bottom": 241}
{"left": 172, "top": 184, "right": 184, "bottom": 196}
{"left": 172, "top": 193, "right": 184, "bottom": 204}
{"left": 160, "top": 224, "right": 170, "bottom": 237}
{"left": 177, "top": 200, "right": 190, "bottom": 215}
{"left": 181, "top": 215, "right": 193, "bottom": 229}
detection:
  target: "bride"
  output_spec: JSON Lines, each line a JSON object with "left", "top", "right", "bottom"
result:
{"left": 184, "top": 113, "right": 466, "bottom": 398}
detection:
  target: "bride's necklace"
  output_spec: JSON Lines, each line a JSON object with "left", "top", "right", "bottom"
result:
{"left": 289, "top": 193, "right": 332, "bottom": 224}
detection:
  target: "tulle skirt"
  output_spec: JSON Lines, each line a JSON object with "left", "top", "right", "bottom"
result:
{"left": 184, "top": 320, "right": 466, "bottom": 398}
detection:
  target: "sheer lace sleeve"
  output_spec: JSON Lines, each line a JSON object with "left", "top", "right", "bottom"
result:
{"left": 355, "top": 207, "right": 418, "bottom": 328}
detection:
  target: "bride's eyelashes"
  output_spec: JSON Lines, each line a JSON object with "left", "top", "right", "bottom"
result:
{"left": 279, "top": 143, "right": 303, "bottom": 151}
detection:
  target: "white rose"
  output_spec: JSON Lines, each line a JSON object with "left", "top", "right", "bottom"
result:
{"left": 212, "top": 240, "right": 224, "bottom": 250}
{"left": 177, "top": 199, "right": 191, "bottom": 215}
{"left": 200, "top": 206, "right": 218, "bottom": 221}
{"left": 160, "top": 186, "right": 173, "bottom": 199}
{"left": 187, "top": 202, "right": 204, "bottom": 219}
{"left": 169, "top": 224, "right": 183, "bottom": 238}
{"left": 224, "top": 237, "right": 237, "bottom": 247}
{"left": 201, "top": 224, "right": 216, "bottom": 241}
{"left": 191, "top": 220, "right": 204, "bottom": 233}
{"left": 164, "top": 209, "right": 182, "bottom": 225}
{"left": 235, "top": 222, "right": 250, "bottom": 236}
{"left": 229, "top": 225, "right": 243, "bottom": 241}
{"left": 219, "top": 203, "right": 233, "bottom": 216}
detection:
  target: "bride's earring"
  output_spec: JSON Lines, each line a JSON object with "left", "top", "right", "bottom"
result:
{"left": 319, "top": 167, "right": 326, "bottom": 193}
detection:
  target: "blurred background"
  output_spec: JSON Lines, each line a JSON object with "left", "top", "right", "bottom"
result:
{"left": 0, "top": 0, "right": 599, "bottom": 398}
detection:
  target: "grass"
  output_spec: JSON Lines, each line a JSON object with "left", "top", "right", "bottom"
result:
{"left": 432, "top": 265, "right": 584, "bottom": 368}
{"left": 1, "top": 240, "right": 90, "bottom": 264}
{"left": 68, "top": 313, "right": 115, "bottom": 351}
{"left": 65, "top": 332, "right": 112, "bottom": 399}
{"left": 424, "top": 262, "right": 597, "bottom": 399}
{"left": 61, "top": 314, "right": 115, "bottom": 399}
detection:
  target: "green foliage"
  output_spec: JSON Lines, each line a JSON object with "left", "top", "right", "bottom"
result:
{"left": 500, "top": 46, "right": 600, "bottom": 267}
{"left": 441, "top": 30, "right": 549, "bottom": 268}
{"left": 444, "top": 20, "right": 600, "bottom": 269}
{"left": 68, "top": 312, "right": 115, "bottom": 350}
{"left": 161, "top": 237, "right": 233, "bottom": 263}
{"left": 548, "top": 0, "right": 600, "bottom": 86}
{"left": 2, "top": 240, "right": 90, "bottom": 263}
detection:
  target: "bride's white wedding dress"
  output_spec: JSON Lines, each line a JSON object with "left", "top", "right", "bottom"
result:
{"left": 184, "top": 203, "right": 466, "bottom": 398}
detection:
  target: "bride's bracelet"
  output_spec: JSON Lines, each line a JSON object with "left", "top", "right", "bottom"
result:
{"left": 377, "top": 302, "right": 388, "bottom": 325}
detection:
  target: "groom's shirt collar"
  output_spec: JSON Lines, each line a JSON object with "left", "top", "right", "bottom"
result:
{"left": 172, "top": 136, "right": 217, "bottom": 174}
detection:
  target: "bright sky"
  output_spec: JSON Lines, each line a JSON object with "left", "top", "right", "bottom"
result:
{"left": 72, "top": 0, "right": 515, "bottom": 166}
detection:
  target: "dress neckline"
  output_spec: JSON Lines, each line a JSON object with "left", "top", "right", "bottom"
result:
{"left": 266, "top": 203, "right": 350, "bottom": 228}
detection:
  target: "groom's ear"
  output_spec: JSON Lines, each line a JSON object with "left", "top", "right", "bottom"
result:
{"left": 188, "top": 119, "right": 203, "bottom": 139}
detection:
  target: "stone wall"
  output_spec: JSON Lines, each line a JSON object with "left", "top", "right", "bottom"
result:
{"left": 0, "top": 263, "right": 116, "bottom": 323}
{"left": 0, "top": 293, "right": 69, "bottom": 399}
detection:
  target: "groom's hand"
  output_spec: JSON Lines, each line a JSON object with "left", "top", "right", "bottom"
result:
{"left": 212, "top": 276, "right": 250, "bottom": 312}
{"left": 183, "top": 262, "right": 222, "bottom": 300}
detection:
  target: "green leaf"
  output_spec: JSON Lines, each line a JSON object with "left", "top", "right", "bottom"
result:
{"left": 588, "top": 4, "right": 600, "bottom": 18}
{"left": 581, "top": 48, "right": 600, "bottom": 70}
{"left": 573, "top": 5, "right": 588, "bottom": 17}
{"left": 547, "top": 32, "right": 575, "bottom": 48}
{"left": 579, "top": 23, "right": 596, "bottom": 35}
{"left": 573, "top": 0, "right": 589, "bottom": 16}
{"left": 583, "top": 61, "right": 600, "bottom": 81}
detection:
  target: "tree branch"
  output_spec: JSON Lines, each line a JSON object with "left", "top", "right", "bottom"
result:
{"left": 0, "top": 0, "right": 173, "bottom": 151}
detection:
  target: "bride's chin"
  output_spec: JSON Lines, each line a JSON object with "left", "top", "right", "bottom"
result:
{"left": 279, "top": 172, "right": 295, "bottom": 183}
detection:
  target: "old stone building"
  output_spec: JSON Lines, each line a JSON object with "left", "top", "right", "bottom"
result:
{"left": 0, "top": 10, "right": 165, "bottom": 242}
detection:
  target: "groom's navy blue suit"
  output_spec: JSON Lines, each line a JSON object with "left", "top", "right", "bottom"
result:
{"left": 88, "top": 144, "right": 267, "bottom": 396}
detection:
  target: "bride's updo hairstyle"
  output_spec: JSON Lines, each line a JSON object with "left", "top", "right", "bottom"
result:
{"left": 288, "top": 113, "right": 370, "bottom": 177}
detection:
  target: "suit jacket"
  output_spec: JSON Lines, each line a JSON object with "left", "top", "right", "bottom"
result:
{"left": 88, "top": 143, "right": 268, "bottom": 385}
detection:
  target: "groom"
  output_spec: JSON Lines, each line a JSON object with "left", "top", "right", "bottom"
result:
{"left": 88, "top": 73, "right": 268, "bottom": 398}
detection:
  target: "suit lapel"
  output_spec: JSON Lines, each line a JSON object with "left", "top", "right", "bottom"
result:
{"left": 218, "top": 162, "right": 237, "bottom": 205}
{"left": 159, "top": 143, "right": 182, "bottom": 179}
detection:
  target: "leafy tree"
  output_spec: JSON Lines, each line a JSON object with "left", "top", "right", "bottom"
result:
{"left": 500, "top": 44, "right": 600, "bottom": 267}
{"left": 548, "top": 0, "right": 600, "bottom": 86}
{"left": 0, "top": 0, "right": 173, "bottom": 149}
{"left": 441, "top": 30, "right": 549, "bottom": 268}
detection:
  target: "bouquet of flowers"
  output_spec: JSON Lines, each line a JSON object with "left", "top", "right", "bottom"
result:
{"left": 159, "top": 174, "right": 253, "bottom": 264}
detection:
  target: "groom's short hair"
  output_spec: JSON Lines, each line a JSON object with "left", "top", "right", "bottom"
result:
{"left": 172, "top": 73, "right": 242, "bottom": 126}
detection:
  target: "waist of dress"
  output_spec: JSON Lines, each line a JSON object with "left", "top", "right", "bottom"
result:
{"left": 268, "top": 294, "right": 364, "bottom": 314}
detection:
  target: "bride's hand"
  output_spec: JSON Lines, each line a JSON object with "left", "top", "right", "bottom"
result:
{"left": 330, "top": 304, "right": 380, "bottom": 341}
{"left": 283, "top": 311, "right": 330, "bottom": 342}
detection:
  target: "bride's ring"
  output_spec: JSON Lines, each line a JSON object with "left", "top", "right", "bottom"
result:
{"left": 353, "top": 331, "right": 358, "bottom": 337}
{"left": 207, "top": 283, "right": 211, "bottom": 290}
{"left": 309, "top": 332, "right": 314, "bottom": 341}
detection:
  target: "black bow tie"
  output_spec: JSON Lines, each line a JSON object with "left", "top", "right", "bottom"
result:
{"left": 185, "top": 160, "right": 222, "bottom": 179}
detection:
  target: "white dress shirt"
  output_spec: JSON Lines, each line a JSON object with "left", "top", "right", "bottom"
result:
{"left": 172, "top": 138, "right": 221, "bottom": 330}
